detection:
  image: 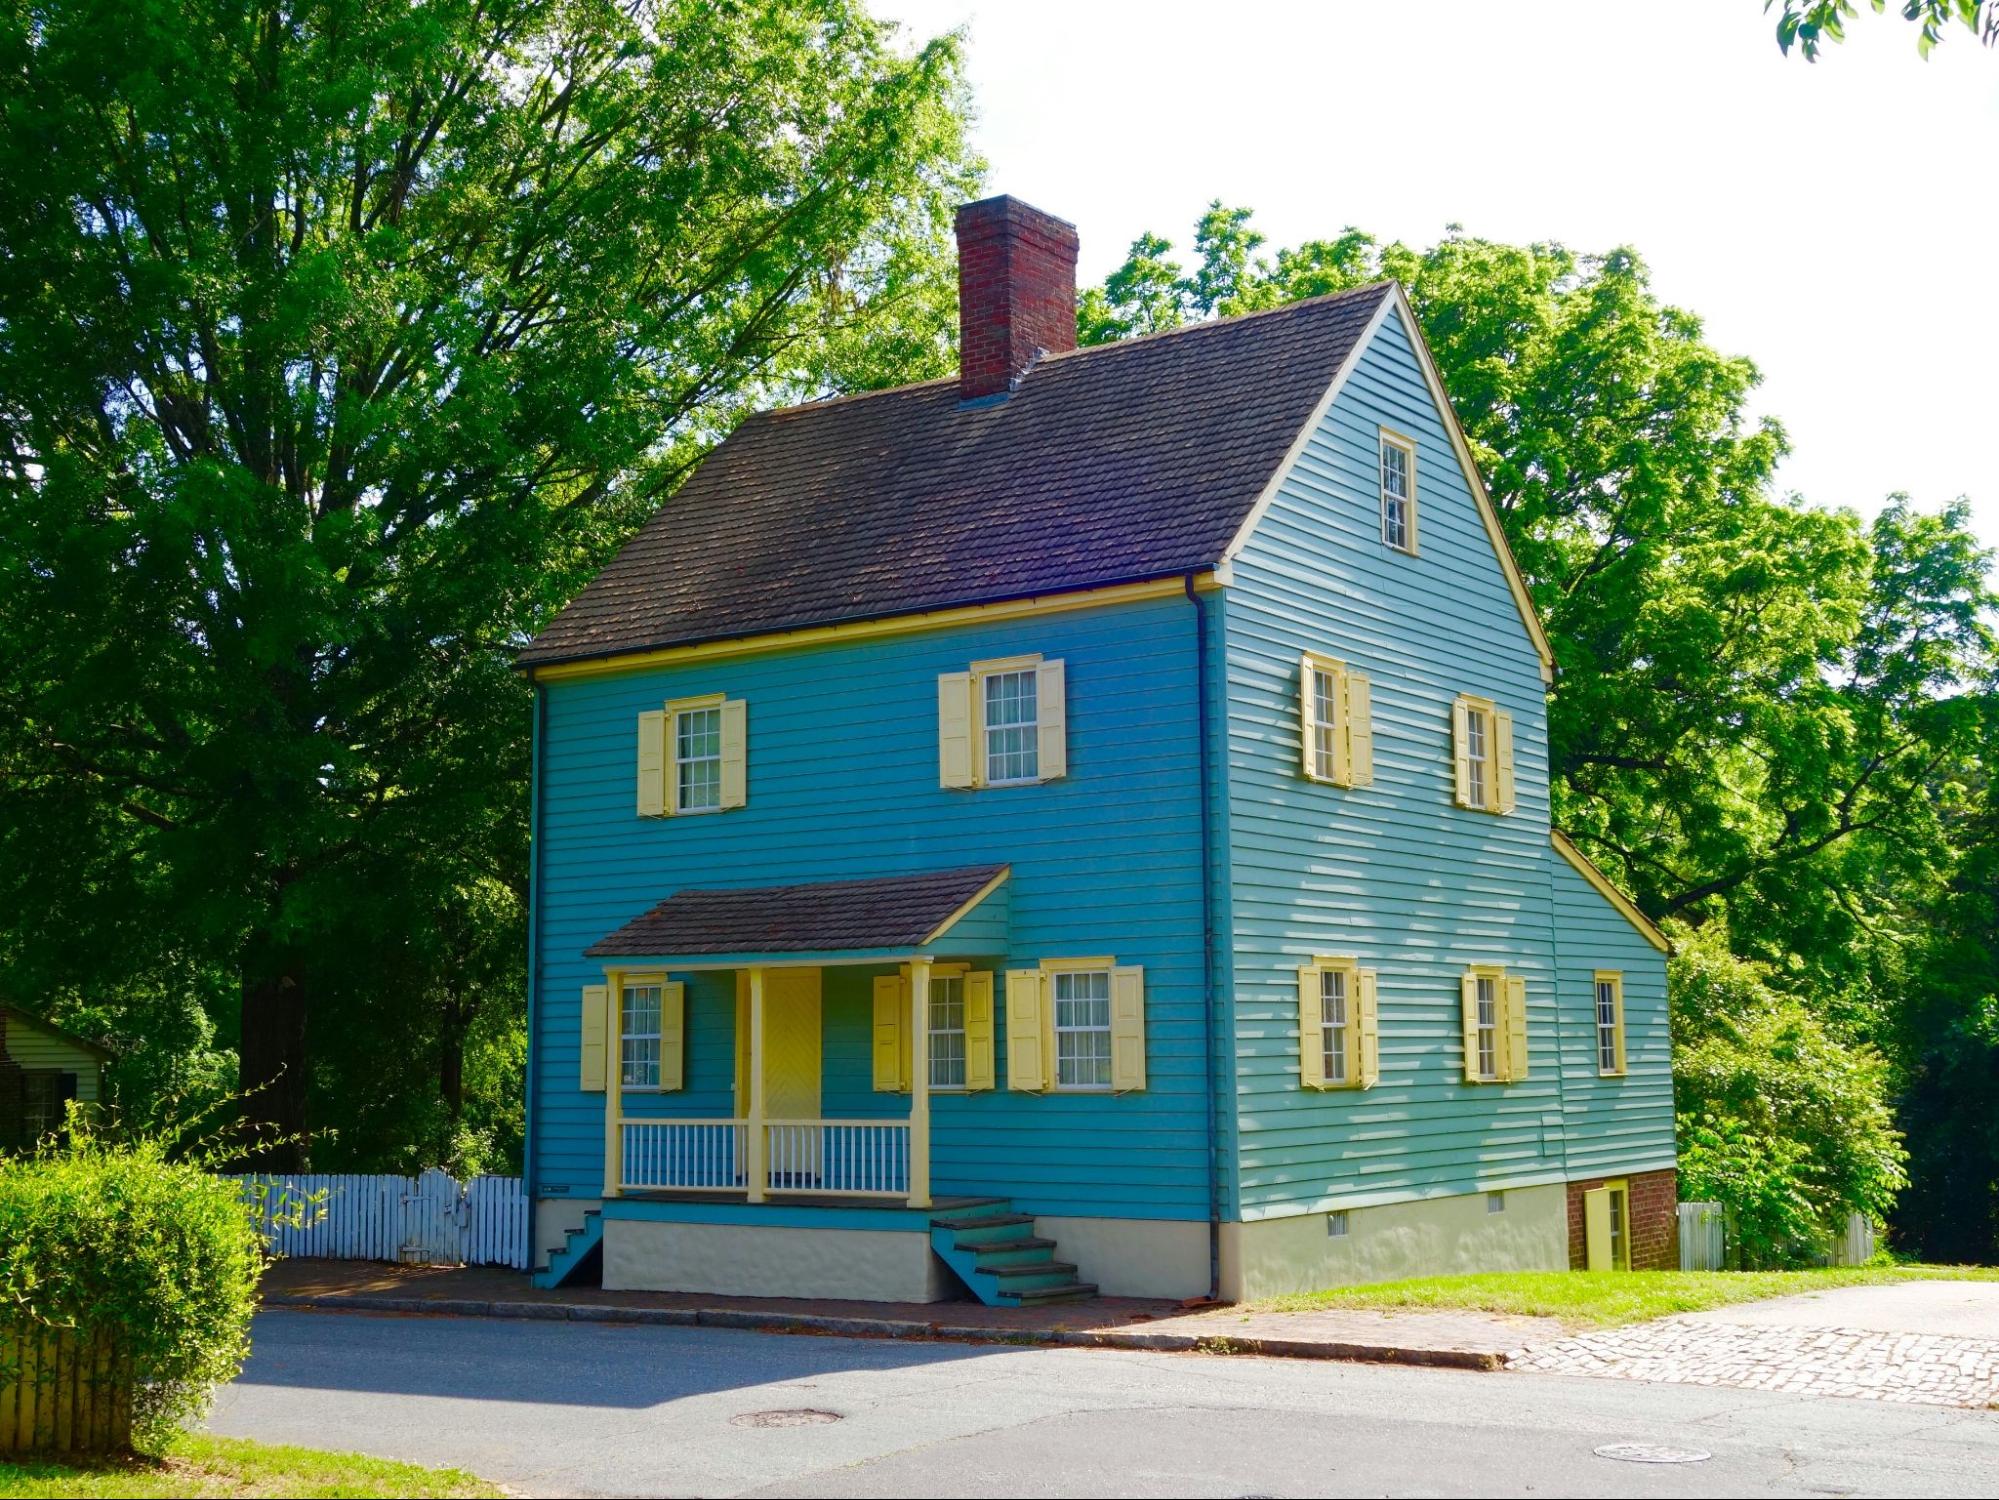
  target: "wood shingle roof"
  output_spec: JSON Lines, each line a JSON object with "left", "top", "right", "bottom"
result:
{"left": 519, "top": 284, "right": 1395, "bottom": 668}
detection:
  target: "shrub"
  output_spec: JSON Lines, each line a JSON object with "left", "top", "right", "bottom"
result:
{"left": 0, "top": 1128, "right": 265, "bottom": 1447}
{"left": 1671, "top": 924, "right": 1908, "bottom": 1266}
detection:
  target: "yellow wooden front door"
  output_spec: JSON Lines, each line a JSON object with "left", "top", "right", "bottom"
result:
{"left": 736, "top": 968, "right": 823, "bottom": 1182}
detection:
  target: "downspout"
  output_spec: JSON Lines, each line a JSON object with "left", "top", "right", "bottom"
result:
{"left": 1186, "top": 573, "right": 1222, "bottom": 1300}
{"left": 521, "top": 679, "right": 547, "bottom": 1226}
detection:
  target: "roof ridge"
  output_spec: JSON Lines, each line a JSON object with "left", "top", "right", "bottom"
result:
{"left": 754, "top": 280, "right": 1398, "bottom": 421}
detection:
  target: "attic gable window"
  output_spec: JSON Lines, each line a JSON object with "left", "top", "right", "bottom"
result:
{"left": 1379, "top": 429, "right": 1417, "bottom": 553}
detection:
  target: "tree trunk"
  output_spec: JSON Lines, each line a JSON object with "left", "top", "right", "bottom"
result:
{"left": 238, "top": 950, "right": 308, "bottom": 1169}
{"left": 439, "top": 1007, "right": 466, "bottom": 1126}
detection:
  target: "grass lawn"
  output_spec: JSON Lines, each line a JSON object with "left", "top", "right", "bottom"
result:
{"left": 1249, "top": 1264, "right": 1999, "bottom": 1329}
{"left": 0, "top": 1433, "right": 501, "bottom": 1498}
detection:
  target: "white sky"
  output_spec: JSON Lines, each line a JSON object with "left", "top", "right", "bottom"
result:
{"left": 875, "top": 0, "right": 1998, "bottom": 537}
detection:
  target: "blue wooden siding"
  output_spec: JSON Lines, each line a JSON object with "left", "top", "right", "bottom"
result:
{"left": 531, "top": 594, "right": 1212, "bottom": 1221}
{"left": 1549, "top": 858, "right": 1676, "bottom": 1180}
{"left": 1222, "top": 307, "right": 1570, "bottom": 1219}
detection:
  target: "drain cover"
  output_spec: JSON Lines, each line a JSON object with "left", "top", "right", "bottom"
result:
{"left": 1594, "top": 1442, "right": 1711, "bottom": 1464}
{"left": 731, "top": 1408, "right": 843, "bottom": 1429}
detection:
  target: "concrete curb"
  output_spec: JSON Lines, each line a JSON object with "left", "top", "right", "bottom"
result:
{"left": 261, "top": 1293, "right": 1506, "bottom": 1371}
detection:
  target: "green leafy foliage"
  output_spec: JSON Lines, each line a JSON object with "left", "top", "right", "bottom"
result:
{"left": 0, "top": 0, "right": 979, "bottom": 1164}
{"left": 0, "top": 1129, "right": 269, "bottom": 1445}
{"left": 1670, "top": 927, "right": 1907, "bottom": 1264}
{"left": 1769, "top": 1, "right": 1997, "bottom": 60}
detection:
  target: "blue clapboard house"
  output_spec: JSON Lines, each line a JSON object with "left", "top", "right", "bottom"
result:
{"left": 518, "top": 196, "right": 1676, "bottom": 1304}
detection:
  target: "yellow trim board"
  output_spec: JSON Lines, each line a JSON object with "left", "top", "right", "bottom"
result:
{"left": 920, "top": 867, "right": 1012, "bottom": 946}
{"left": 1552, "top": 831, "right": 1671, "bottom": 953}
{"left": 529, "top": 576, "right": 1218, "bottom": 683}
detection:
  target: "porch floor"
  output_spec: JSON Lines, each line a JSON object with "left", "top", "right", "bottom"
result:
{"left": 615, "top": 1191, "right": 999, "bottom": 1212}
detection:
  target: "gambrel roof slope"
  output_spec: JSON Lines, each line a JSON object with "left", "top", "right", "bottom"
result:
{"left": 520, "top": 285, "right": 1396, "bottom": 668}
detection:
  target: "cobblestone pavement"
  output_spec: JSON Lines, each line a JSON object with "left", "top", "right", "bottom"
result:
{"left": 1509, "top": 1317, "right": 1999, "bottom": 1408}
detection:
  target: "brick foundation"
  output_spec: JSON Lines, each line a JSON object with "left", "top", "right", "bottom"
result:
{"left": 1567, "top": 1168, "right": 1677, "bottom": 1270}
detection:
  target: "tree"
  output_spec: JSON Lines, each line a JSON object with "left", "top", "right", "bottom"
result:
{"left": 1080, "top": 209, "right": 1994, "bottom": 1248}
{"left": 0, "top": 0, "right": 978, "bottom": 1164}
{"left": 1769, "top": 1, "right": 1998, "bottom": 60}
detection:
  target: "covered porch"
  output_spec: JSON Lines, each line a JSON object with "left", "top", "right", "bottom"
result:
{"left": 585, "top": 864, "right": 1011, "bottom": 1212}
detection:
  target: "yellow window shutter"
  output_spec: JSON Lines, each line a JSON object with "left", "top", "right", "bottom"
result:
{"left": 1345, "top": 672, "right": 1373, "bottom": 787}
{"left": 719, "top": 699, "right": 748, "bottom": 810}
{"left": 1005, "top": 969, "right": 1046, "bottom": 1091}
{"left": 1505, "top": 974, "right": 1529, "bottom": 1081}
{"left": 1111, "top": 965, "right": 1147, "bottom": 1092}
{"left": 580, "top": 984, "right": 608, "bottom": 1092}
{"left": 1356, "top": 969, "right": 1380, "bottom": 1088}
{"left": 659, "top": 981, "right": 687, "bottom": 1091}
{"left": 636, "top": 711, "right": 666, "bottom": 817}
{"left": 1460, "top": 971, "right": 1482, "bottom": 1083}
{"left": 1036, "top": 659, "right": 1067, "bottom": 780}
{"left": 1298, "top": 656, "right": 1319, "bottom": 780}
{"left": 1451, "top": 697, "right": 1473, "bottom": 808}
{"left": 938, "top": 672, "right": 975, "bottom": 788}
{"left": 964, "top": 971, "right": 996, "bottom": 1091}
{"left": 1493, "top": 710, "right": 1516, "bottom": 814}
{"left": 871, "top": 974, "right": 905, "bottom": 1093}
{"left": 1296, "top": 964, "right": 1326, "bottom": 1088}
{"left": 1583, "top": 1187, "right": 1613, "bottom": 1270}
{"left": 1612, "top": 977, "right": 1628, "bottom": 1075}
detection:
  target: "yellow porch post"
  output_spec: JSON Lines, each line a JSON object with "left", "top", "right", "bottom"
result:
{"left": 908, "top": 957, "right": 932, "bottom": 1210}
{"left": 602, "top": 970, "right": 623, "bottom": 1199}
{"left": 746, "top": 966, "right": 768, "bottom": 1203}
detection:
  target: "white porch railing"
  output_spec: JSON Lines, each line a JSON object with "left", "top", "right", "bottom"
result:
{"left": 619, "top": 1120, "right": 745, "bottom": 1192}
{"left": 617, "top": 1118, "right": 911, "bottom": 1197}
{"left": 764, "top": 1120, "right": 911, "bottom": 1197}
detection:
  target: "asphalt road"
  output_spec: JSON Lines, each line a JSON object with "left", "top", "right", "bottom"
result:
{"left": 209, "top": 1309, "right": 1999, "bottom": 1498}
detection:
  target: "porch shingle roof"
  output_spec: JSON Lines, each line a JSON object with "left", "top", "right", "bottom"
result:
{"left": 583, "top": 864, "right": 1009, "bottom": 959}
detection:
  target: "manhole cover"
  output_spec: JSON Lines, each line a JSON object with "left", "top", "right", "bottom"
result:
{"left": 730, "top": 1408, "right": 843, "bottom": 1429}
{"left": 1594, "top": 1442, "right": 1711, "bottom": 1464}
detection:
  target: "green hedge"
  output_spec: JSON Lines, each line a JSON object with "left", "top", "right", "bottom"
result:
{"left": 0, "top": 1135, "right": 264, "bottom": 1447}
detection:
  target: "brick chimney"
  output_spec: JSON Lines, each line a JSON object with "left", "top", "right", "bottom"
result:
{"left": 955, "top": 195, "right": 1079, "bottom": 401}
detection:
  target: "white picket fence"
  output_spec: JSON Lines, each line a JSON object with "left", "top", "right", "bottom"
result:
{"left": 234, "top": 1169, "right": 529, "bottom": 1269}
{"left": 1678, "top": 1200, "right": 1877, "bottom": 1271}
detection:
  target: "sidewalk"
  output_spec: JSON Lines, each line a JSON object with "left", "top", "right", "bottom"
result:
{"left": 262, "top": 1259, "right": 1559, "bottom": 1370}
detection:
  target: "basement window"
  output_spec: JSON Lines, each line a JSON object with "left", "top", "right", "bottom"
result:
{"left": 1327, "top": 1210, "right": 1350, "bottom": 1238}
{"left": 1487, "top": 1191, "right": 1506, "bottom": 1215}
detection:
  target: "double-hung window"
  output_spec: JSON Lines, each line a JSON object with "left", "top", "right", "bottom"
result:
{"left": 1051, "top": 968, "right": 1113, "bottom": 1090}
{"left": 1320, "top": 967, "right": 1350, "bottom": 1085}
{"left": 1452, "top": 693, "right": 1515, "bottom": 814}
{"left": 938, "top": 657, "right": 1067, "bottom": 790}
{"left": 1461, "top": 964, "right": 1527, "bottom": 1083}
{"left": 1380, "top": 429, "right": 1417, "bottom": 552}
{"left": 636, "top": 695, "right": 745, "bottom": 817}
{"left": 982, "top": 668, "right": 1040, "bottom": 785}
{"left": 1312, "top": 663, "right": 1342, "bottom": 782}
{"left": 1595, "top": 970, "right": 1626, "bottom": 1076}
{"left": 929, "top": 972, "right": 968, "bottom": 1089}
{"left": 621, "top": 981, "right": 663, "bottom": 1089}
{"left": 1474, "top": 974, "right": 1499, "bottom": 1081}
{"left": 1296, "top": 956, "right": 1379, "bottom": 1090}
{"left": 1299, "top": 652, "right": 1373, "bottom": 787}
{"left": 674, "top": 704, "right": 722, "bottom": 813}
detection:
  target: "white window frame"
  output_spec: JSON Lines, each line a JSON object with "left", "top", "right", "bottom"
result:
{"left": 620, "top": 976, "right": 665, "bottom": 1091}
{"left": 667, "top": 694, "right": 724, "bottom": 815}
{"left": 1379, "top": 428, "right": 1417, "bottom": 553}
{"left": 1595, "top": 970, "right": 1625, "bottom": 1076}
{"left": 980, "top": 665, "right": 1041, "bottom": 786}
{"left": 1311, "top": 661, "right": 1342, "bottom": 782}
{"left": 1320, "top": 966, "right": 1351, "bottom": 1086}
{"left": 1475, "top": 972, "right": 1499, "bottom": 1082}
{"left": 928, "top": 967, "right": 969, "bottom": 1091}
{"left": 1049, "top": 964, "right": 1114, "bottom": 1093}
{"left": 1464, "top": 701, "right": 1490, "bottom": 812}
